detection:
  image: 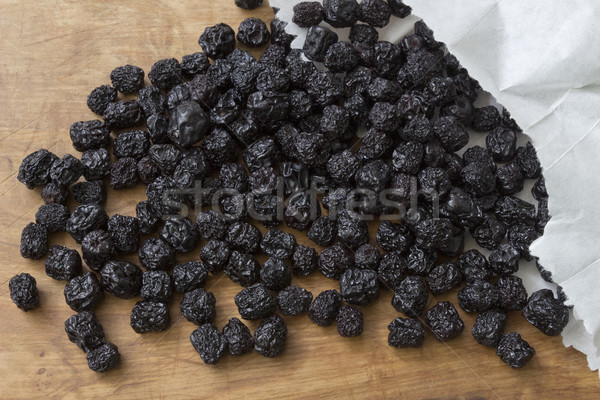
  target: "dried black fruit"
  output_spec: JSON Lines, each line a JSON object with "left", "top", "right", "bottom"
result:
{"left": 138, "top": 238, "right": 176, "bottom": 271}
{"left": 64, "top": 311, "right": 105, "bottom": 353}
{"left": 159, "top": 217, "right": 199, "bottom": 254}
{"left": 200, "top": 239, "right": 231, "bottom": 273}
{"left": 140, "top": 270, "right": 173, "bottom": 302}
{"left": 516, "top": 142, "right": 541, "bottom": 179}
{"left": 190, "top": 323, "right": 227, "bottom": 364}
{"left": 110, "top": 157, "right": 140, "bottom": 190}
{"left": 415, "top": 218, "right": 464, "bottom": 257}
{"left": 69, "top": 121, "right": 111, "bottom": 152}
{"left": 522, "top": 289, "right": 569, "bottom": 336}
{"left": 9, "top": 273, "right": 40, "bottom": 312}
{"left": 293, "top": 2, "right": 324, "bottom": 27}
{"left": 319, "top": 242, "right": 354, "bottom": 280}
{"left": 472, "top": 309, "right": 507, "bottom": 347}
{"left": 340, "top": 268, "right": 380, "bottom": 305}
{"left": 222, "top": 317, "right": 254, "bottom": 357}
{"left": 489, "top": 244, "right": 520, "bottom": 276}
{"left": 336, "top": 305, "right": 363, "bottom": 337}
{"left": 254, "top": 315, "right": 287, "bottom": 357}
{"left": 17, "top": 149, "right": 56, "bottom": 189}
{"left": 406, "top": 245, "right": 436, "bottom": 276}
{"left": 486, "top": 127, "right": 517, "bottom": 162}
{"left": 181, "top": 52, "right": 210, "bottom": 78}
{"left": 260, "top": 257, "right": 292, "bottom": 291}
{"left": 426, "top": 261, "right": 463, "bottom": 295}
{"left": 276, "top": 285, "right": 313, "bottom": 316}
{"left": 87, "top": 342, "right": 120, "bottom": 373}
{"left": 292, "top": 245, "right": 318, "bottom": 277}
{"left": 457, "top": 249, "right": 492, "bottom": 283}
{"left": 110, "top": 64, "right": 144, "bottom": 94}
{"left": 180, "top": 288, "right": 216, "bottom": 325}
{"left": 100, "top": 261, "right": 143, "bottom": 299}
{"left": 107, "top": 214, "right": 139, "bottom": 254}
{"left": 225, "top": 250, "right": 260, "bottom": 286}
{"left": 388, "top": 317, "right": 425, "bottom": 348}
{"left": 64, "top": 272, "right": 103, "bottom": 312}
{"left": 303, "top": 25, "right": 338, "bottom": 62}
{"left": 41, "top": 182, "right": 70, "bottom": 205}
{"left": 260, "top": 229, "right": 297, "bottom": 259}
{"left": 72, "top": 180, "right": 106, "bottom": 205}
{"left": 323, "top": 0, "right": 359, "bottom": 27}
{"left": 130, "top": 300, "right": 170, "bottom": 333}
{"left": 81, "top": 148, "right": 111, "bottom": 181}
{"left": 424, "top": 302, "right": 464, "bottom": 342}
{"left": 136, "top": 201, "right": 161, "bottom": 235}
{"left": 20, "top": 222, "right": 48, "bottom": 260}
{"left": 354, "top": 243, "right": 380, "bottom": 271}
{"left": 148, "top": 58, "right": 182, "bottom": 90}
{"left": 472, "top": 106, "right": 500, "bottom": 132}
{"left": 87, "top": 85, "right": 117, "bottom": 115}
{"left": 235, "top": 0, "right": 263, "bottom": 9}
{"left": 457, "top": 280, "right": 498, "bottom": 313}
{"left": 199, "top": 23, "right": 236, "bottom": 59}
{"left": 103, "top": 100, "right": 143, "bottom": 130}
{"left": 44, "top": 245, "right": 81, "bottom": 281}
{"left": 392, "top": 276, "right": 428, "bottom": 317}
{"left": 496, "top": 332, "right": 535, "bottom": 368}
{"left": 358, "top": 0, "right": 391, "bottom": 27}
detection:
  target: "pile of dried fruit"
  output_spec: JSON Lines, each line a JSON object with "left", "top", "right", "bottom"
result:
{"left": 11, "top": 0, "right": 567, "bottom": 373}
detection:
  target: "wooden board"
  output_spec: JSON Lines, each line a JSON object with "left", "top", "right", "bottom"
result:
{"left": 0, "top": 1, "right": 598, "bottom": 398}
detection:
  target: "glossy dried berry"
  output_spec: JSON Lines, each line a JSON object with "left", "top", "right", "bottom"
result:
{"left": 426, "top": 262, "right": 463, "bottom": 295}
{"left": 349, "top": 23, "right": 378, "bottom": 44}
{"left": 66, "top": 204, "right": 108, "bottom": 245}
{"left": 225, "top": 250, "right": 260, "bottom": 286}
{"left": 64, "top": 311, "right": 105, "bottom": 353}
{"left": 323, "top": 0, "right": 359, "bottom": 27}
{"left": 293, "top": 2, "right": 323, "bottom": 27}
{"left": 261, "top": 229, "right": 297, "bottom": 259}
{"left": 148, "top": 58, "right": 182, "bottom": 90}
{"left": 136, "top": 201, "right": 160, "bottom": 235}
{"left": 388, "top": 317, "right": 425, "bottom": 348}
{"left": 339, "top": 268, "right": 380, "bottom": 306}
{"left": 35, "top": 203, "right": 69, "bottom": 233}
{"left": 303, "top": 25, "right": 338, "bottom": 62}
{"left": 358, "top": 0, "right": 391, "bottom": 27}
{"left": 159, "top": 218, "right": 199, "bottom": 254}
{"left": 222, "top": 317, "right": 254, "bottom": 357}
{"left": 516, "top": 142, "right": 541, "bottom": 179}
{"left": 405, "top": 245, "right": 436, "bottom": 276}
{"left": 69, "top": 121, "right": 111, "bottom": 152}
{"left": 200, "top": 240, "right": 231, "bottom": 273}
{"left": 522, "top": 289, "right": 569, "bottom": 336}
{"left": 107, "top": 215, "right": 139, "bottom": 254}
{"left": 237, "top": 18, "right": 271, "bottom": 48}
{"left": 138, "top": 85, "right": 166, "bottom": 116}
{"left": 235, "top": 0, "right": 263, "bottom": 9}
{"left": 87, "top": 85, "right": 117, "bottom": 115}
{"left": 489, "top": 244, "right": 520, "bottom": 276}
{"left": 9, "top": 273, "right": 39, "bottom": 312}
{"left": 496, "top": 332, "right": 535, "bottom": 368}
{"left": 130, "top": 300, "right": 170, "bottom": 333}
{"left": 486, "top": 127, "right": 517, "bottom": 162}
{"left": 308, "top": 289, "right": 342, "bottom": 326}
{"left": 44, "top": 245, "right": 81, "bottom": 281}
{"left": 49, "top": 154, "right": 82, "bottom": 187}
{"left": 276, "top": 286, "right": 313, "bottom": 316}
{"left": 457, "top": 280, "right": 498, "bottom": 313}
{"left": 495, "top": 195, "right": 537, "bottom": 227}
{"left": 100, "top": 261, "right": 143, "bottom": 299}
{"left": 392, "top": 276, "right": 428, "bottom": 317}
{"left": 234, "top": 283, "right": 276, "bottom": 320}
{"left": 376, "top": 221, "right": 413, "bottom": 253}
{"left": 41, "top": 182, "right": 70, "bottom": 205}
{"left": 110, "top": 65, "right": 144, "bottom": 94}
{"left": 87, "top": 342, "right": 120, "bottom": 373}
{"left": 199, "top": 23, "right": 236, "bottom": 59}
{"left": 190, "top": 323, "right": 227, "bottom": 365}
{"left": 392, "top": 142, "right": 424, "bottom": 175}
{"left": 64, "top": 272, "right": 103, "bottom": 312}
{"left": 72, "top": 180, "right": 106, "bottom": 205}
{"left": 138, "top": 238, "right": 176, "bottom": 271}
{"left": 424, "top": 301, "right": 464, "bottom": 342}
{"left": 388, "top": 0, "right": 411, "bottom": 17}
{"left": 472, "top": 214, "right": 506, "bottom": 251}
{"left": 260, "top": 257, "right": 292, "bottom": 291}
{"left": 103, "top": 100, "right": 143, "bottom": 129}
{"left": 336, "top": 210, "right": 368, "bottom": 250}
{"left": 292, "top": 245, "right": 318, "bottom": 277}
{"left": 457, "top": 249, "right": 492, "bottom": 283}
{"left": 472, "top": 309, "right": 507, "bottom": 347}
{"left": 336, "top": 305, "right": 363, "bottom": 337}
{"left": 254, "top": 315, "right": 287, "bottom": 357}
{"left": 180, "top": 288, "right": 216, "bottom": 325}
{"left": 415, "top": 218, "right": 465, "bottom": 257}
{"left": 324, "top": 41, "right": 359, "bottom": 72}
{"left": 181, "top": 52, "right": 210, "bottom": 78}
{"left": 226, "top": 221, "right": 262, "bottom": 253}
{"left": 472, "top": 106, "right": 500, "bottom": 132}
{"left": 377, "top": 251, "right": 406, "bottom": 289}
{"left": 306, "top": 216, "right": 336, "bottom": 247}
{"left": 20, "top": 222, "right": 48, "bottom": 260}
{"left": 140, "top": 270, "right": 172, "bottom": 302}
{"left": 318, "top": 243, "right": 354, "bottom": 280}
{"left": 110, "top": 157, "right": 139, "bottom": 190}
{"left": 80, "top": 148, "right": 111, "bottom": 181}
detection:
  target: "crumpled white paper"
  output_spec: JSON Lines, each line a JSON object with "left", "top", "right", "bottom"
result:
{"left": 271, "top": 0, "right": 600, "bottom": 374}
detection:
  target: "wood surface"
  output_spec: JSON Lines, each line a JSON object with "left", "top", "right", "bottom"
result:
{"left": 0, "top": 1, "right": 598, "bottom": 399}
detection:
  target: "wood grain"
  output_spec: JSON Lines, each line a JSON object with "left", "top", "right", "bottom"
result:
{"left": 0, "top": 1, "right": 598, "bottom": 399}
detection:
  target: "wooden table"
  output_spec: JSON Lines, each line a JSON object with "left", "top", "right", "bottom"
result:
{"left": 0, "top": 1, "right": 598, "bottom": 398}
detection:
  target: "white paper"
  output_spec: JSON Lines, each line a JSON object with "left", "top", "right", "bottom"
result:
{"left": 271, "top": 0, "right": 600, "bottom": 374}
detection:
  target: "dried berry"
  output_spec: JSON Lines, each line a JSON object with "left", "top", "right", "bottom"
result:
{"left": 130, "top": 300, "right": 170, "bottom": 333}
{"left": 110, "top": 65, "right": 144, "bottom": 94}
{"left": 103, "top": 100, "right": 143, "bottom": 129}
{"left": 138, "top": 238, "right": 176, "bottom": 271}
{"left": 424, "top": 302, "right": 464, "bottom": 342}
{"left": 69, "top": 121, "right": 111, "bottom": 152}
{"left": 34, "top": 203, "right": 69, "bottom": 233}
{"left": 277, "top": 286, "right": 313, "bottom": 316}
{"left": 226, "top": 221, "right": 262, "bottom": 253}
{"left": 135, "top": 204, "right": 160, "bottom": 237}
{"left": 254, "top": 315, "right": 287, "bottom": 357}
{"left": 44, "top": 245, "right": 81, "bottom": 281}
{"left": 41, "top": 182, "right": 70, "bottom": 205}
{"left": 20, "top": 222, "right": 48, "bottom": 260}
{"left": 181, "top": 52, "right": 210, "bottom": 78}
{"left": 199, "top": 23, "right": 236, "bottom": 59}
{"left": 405, "top": 245, "right": 435, "bottom": 276}
{"left": 138, "top": 85, "right": 166, "bottom": 116}
{"left": 64, "top": 311, "right": 105, "bottom": 353}
{"left": 339, "top": 268, "right": 380, "bottom": 305}
{"left": 222, "top": 317, "right": 254, "bottom": 357}
{"left": 72, "top": 181, "right": 106, "bottom": 205}
{"left": 303, "top": 25, "right": 339, "bottom": 62}
{"left": 200, "top": 240, "right": 231, "bottom": 273}
{"left": 260, "top": 229, "right": 297, "bottom": 259}
{"left": 358, "top": 0, "right": 391, "bottom": 27}
{"left": 472, "top": 106, "right": 500, "bottom": 132}
{"left": 140, "top": 270, "right": 172, "bottom": 303}
{"left": 415, "top": 218, "right": 465, "bottom": 257}
{"left": 318, "top": 242, "right": 354, "bottom": 280}
{"left": 190, "top": 323, "right": 227, "bottom": 364}
{"left": 457, "top": 280, "right": 498, "bottom": 313}
{"left": 392, "top": 276, "right": 428, "bottom": 317}
{"left": 292, "top": 245, "right": 318, "bottom": 277}
{"left": 80, "top": 148, "right": 111, "bottom": 181}
{"left": 87, "top": 85, "right": 117, "bottom": 115}
{"left": 522, "top": 289, "right": 569, "bottom": 336}
{"left": 235, "top": 0, "right": 263, "bottom": 9}
{"left": 486, "top": 127, "right": 517, "bottom": 162}
{"left": 349, "top": 23, "right": 378, "bottom": 45}
{"left": 457, "top": 249, "right": 492, "bottom": 283}
{"left": 496, "top": 332, "right": 535, "bottom": 368}
{"left": 64, "top": 272, "right": 103, "bottom": 312}
{"left": 159, "top": 218, "right": 199, "bottom": 254}
{"left": 48, "top": 154, "right": 82, "bottom": 187}
{"left": 110, "top": 157, "right": 140, "bottom": 190}
{"left": 100, "top": 261, "right": 143, "bottom": 299}
{"left": 107, "top": 214, "right": 139, "bottom": 254}
{"left": 180, "top": 288, "right": 216, "bottom": 325}
{"left": 489, "top": 244, "right": 520, "bottom": 276}
{"left": 225, "top": 250, "right": 260, "bottom": 286}
{"left": 388, "top": 317, "right": 425, "bottom": 348}
{"left": 87, "top": 342, "right": 120, "bottom": 373}
{"left": 336, "top": 305, "right": 363, "bottom": 337}
{"left": 9, "top": 273, "right": 40, "bottom": 312}
{"left": 148, "top": 58, "right": 182, "bottom": 90}
{"left": 293, "top": 2, "right": 324, "bottom": 27}
{"left": 472, "top": 309, "right": 507, "bottom": 347}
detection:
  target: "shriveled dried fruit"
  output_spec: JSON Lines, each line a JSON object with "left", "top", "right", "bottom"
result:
{"left": 392, "top": 276, "right": 428, "bottom": 317}
{"left": 190, "top": 323, "right": 227, "bottom": 364}
{"left": 254, "top": 315, "right": 287, "bottom": 357}
{"left": 222, "top": 317, "right": 254, "bottom": 357}
{"left": 522, "top": 289, "right": 569, "bottom": 336}
{"left": 308, "top": 289, "right": 342, "bottom": 326}
{"left": 472, "top": 309, "right": 507, "bottom": 347}
{"left": 64, "top": 311, "right": 105, "bottom": 353}
{"left": 44, "top": 245, "right": 82, "bottom": 281}
{"left": 130, "top": 301, "right": 170, "bottom": 333}
{"left": 336, "top": 305, "right": 363, "bottom": 337}
{"left": 277, "top": 285, "right": 313, "bottom": 316}
{"left": 100, "top": 261, "right": 143, "bottom": 299}
{"left": 20, "top": 222, "right": 48, "bottom": 260}
{"left": 64, "top": 272, "right": 103, "bottom": 312}
{"left": 388, "top": 317, "right": 425, "bottom": 348}
{"left": 180, "top": 288, "right": 216, "bottom": 325}
{"left": 87, "top": 342, "right": 120, "bottom": 373}
{"left": 9, "top": 273, "right": 40, "bottom": 312}
{"left": 424, "top": 301, "right": 464, "bottom": 342}
{"left": 496, "top": 332, "right": 535, "bottom": 368}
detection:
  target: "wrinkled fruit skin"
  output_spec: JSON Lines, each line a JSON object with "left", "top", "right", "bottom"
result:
{"left": 254, "top": 315, "right": 287, "bottom": 358}
{"left": 9, "top": 273, "right": 40, "bottom": 312}
{"left": 424, "top": 302, "right": 464, "bottom": 342}
{"left": 496, "top": 332, "right": 535, "bottom": 368}
{"left": 388, "top": 317, "right": 425, "bottom": 348}
{"left": 521, "top": 289, "right": 569, "bottom": 336}
{"left": 190, "top": 323, "right": 227, "bottom": 365}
